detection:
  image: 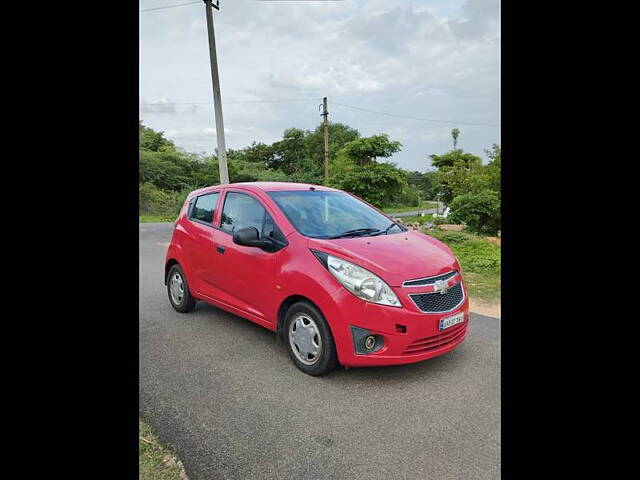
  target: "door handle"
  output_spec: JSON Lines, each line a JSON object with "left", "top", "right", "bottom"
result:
{"left": 216, "top": 245, "right": 225, "bottom": 254}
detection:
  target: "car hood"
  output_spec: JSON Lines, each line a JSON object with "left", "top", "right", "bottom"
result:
{"left": 307, "top": 230, "right": 458, "bottom": 287}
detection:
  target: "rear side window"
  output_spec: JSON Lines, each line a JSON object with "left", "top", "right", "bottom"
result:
{"left": 189, "top": 193, "right": 219, "bottom": 224}
{"left": 220, "top": 192, "right": 278, "bottom": 237}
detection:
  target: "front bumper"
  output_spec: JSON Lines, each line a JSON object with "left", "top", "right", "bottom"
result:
{"left": 318, "top": 280, "right": 470, "bottom": 367}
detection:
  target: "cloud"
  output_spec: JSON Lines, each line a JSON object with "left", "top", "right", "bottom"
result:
{"left": 139, "top": 0, "right": 500, "bottom": 171}
{"left": 140, "top": 98, "right": 176, "bottom": 114}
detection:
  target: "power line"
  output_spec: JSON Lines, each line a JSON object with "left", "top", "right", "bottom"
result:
{"left": 332, "top": 101, "right": 500, "bottom": 128}
{"left": 140, "top": 0, "right": 343, "bottom": 11}
{"left": 142, "top": 98, "right": 320, "bottom": 105}
{"left": 140, "top": 1, "right": 200, "bottom": 12}
{"left": 141, "top": 98, "right": 498, "bottom": 128}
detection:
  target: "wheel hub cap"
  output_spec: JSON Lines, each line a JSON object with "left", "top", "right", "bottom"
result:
{"left": 289, "top": 314, "right": 322, "bottom": 366}
{"left": 169, "top": 273, "right": 184, "bottom": 304}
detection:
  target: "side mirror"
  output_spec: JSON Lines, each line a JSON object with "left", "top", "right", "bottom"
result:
{"left": 233, "top": 226, "right": 273, "bottom": 249}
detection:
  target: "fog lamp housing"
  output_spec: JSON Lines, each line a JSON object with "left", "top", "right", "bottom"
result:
{"left": 351, "top": 326, "right": 384, "bottom": 355}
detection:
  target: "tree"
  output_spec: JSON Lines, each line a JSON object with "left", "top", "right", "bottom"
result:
{"left": 138, "top": 121, "right": 412, "bottom": 214}
{"left": 270, "top": 128, "right": 313, "bottom": 179}
{"left": 405, "top": 170, "right": 437, "bottom": 200}
{"left": 231, "top": 158, "right": 289, "bottom": 183}
{"left": 230, "top": 141, "right": 275, "bottom": 165}
{"left": 139, "top": 121, "right": 176, "bottom": 152}
{"left": 341, "top": 134, "right": 402, "bottom": 166}
{"left": 451, "top": 128, "right": 460, "bottom": 150}
{"left": 484, "top": 144, "right": 501, "bottom": 196}
{"left": 430, "top": 150, "right": 482, "bottom": 169}
{"left": 430, "top": 150, "right": 484, "bottom": 204}
{"left": 329, "top": 132, "right": 407, "bottom": 207}
{"left": 331, "top": 161, "right": 408, "bottom": 208}
{"left": 429, "top": 142, "right": 501, "bottom": 235}
{"left": 305, "top": 122, "right": 360, "bottom": 167}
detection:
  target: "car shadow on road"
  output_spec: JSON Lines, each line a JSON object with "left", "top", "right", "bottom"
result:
{"left": 191, "top": 301, "right": 469, "bottom": 385}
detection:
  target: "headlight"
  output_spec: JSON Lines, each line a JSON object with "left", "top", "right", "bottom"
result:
{"left": 324, "top": 254, "right": 401, "bottom": 307}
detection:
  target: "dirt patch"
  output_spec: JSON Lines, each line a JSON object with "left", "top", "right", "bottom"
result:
{"left": 438, "top": 224, "right": 464, "bottom": 231}
{"left": 469, "top": 297, "right": 500, "bottom": 318}
{"left": 484, "top": 236, "right": 501, "bottom": 247}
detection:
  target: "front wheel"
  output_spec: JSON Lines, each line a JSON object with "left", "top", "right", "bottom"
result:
{"left": 285, "top": 301, "right": 337, "bottom": 376}
{"left": 167, "top": 264, "right": 196, "bottom": 313}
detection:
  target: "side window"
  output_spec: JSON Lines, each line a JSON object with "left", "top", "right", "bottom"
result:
{"left": 262, "top": 212, "right": 285, "bottom": 243}
{"left": 221, "top": 192, "right": 274, "bottom": 235}
{"left": 189, "top": 193, "right": 219, "bottom": 224}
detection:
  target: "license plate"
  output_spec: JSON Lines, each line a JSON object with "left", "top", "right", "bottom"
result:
{"left": 439, "top": 312, "right": 465, "bottom": 331}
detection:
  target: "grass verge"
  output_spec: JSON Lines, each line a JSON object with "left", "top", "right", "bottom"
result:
{"left": 139, "top": 419, "right": 188, "bottom": 480}
{"left": 383, "top": 201, "right": 437, "bottom": 214}
{"left": 140, "top": 215, "right": 176, "bottom": 223}
{"left": 396, "top": 214, "right": 434, "bottom": 224}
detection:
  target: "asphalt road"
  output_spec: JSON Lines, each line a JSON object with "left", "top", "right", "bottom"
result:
{"left": 387, "top": 202, "right": 443, "bottom": 218}
{"left": 389, "top": 208, "right": 437, "bottom": 218}
{"left": 140, "top": 222, "right": 500, "bottom": 480}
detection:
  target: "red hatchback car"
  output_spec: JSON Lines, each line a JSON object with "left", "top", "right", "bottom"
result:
{"left": 165, "top": 182, "right": 469, "bottom": 375}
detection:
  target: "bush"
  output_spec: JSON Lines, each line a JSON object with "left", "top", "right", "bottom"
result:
{"left": 453, "top": 239, "right": 501, "bottom": 273}
{"left": 449, "top": 190, "right": 500, "bottom": 235}
{"left": 391, "top": 189, "right": 421, "bottom": 208}
{"left": 139, "top": 182, "right": 189, "bottom": 217}
{"left": 430, "top": 231, "right": 469, "bottom": 244}
{"left": 433, "top": 216, "right": 450, "bottom": 225}
{"left": 427, "top": 230, "right": 501, "bottom": 274}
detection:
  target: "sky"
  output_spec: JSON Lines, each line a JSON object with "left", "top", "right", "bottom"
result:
{"left": 139, "top": 0, "right": 500, "bottom": 172}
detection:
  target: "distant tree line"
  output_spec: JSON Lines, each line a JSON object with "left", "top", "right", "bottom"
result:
{"left": 139, "top": 122, "right": 500, "bottom": 235}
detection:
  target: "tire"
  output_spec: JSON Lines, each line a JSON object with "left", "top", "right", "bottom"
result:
{"left": 167, "top": 264, "right": 196, "bottom": 313}
{"left": 285, "top": 301, "right": 337, "bottom": 376}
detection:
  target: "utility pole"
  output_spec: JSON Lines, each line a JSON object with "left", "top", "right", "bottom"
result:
{"left": 321, "top": 97, "right": 329, "bottom": 185}
{"left": 203, "top": 0, "right": 229, "bottom": 184}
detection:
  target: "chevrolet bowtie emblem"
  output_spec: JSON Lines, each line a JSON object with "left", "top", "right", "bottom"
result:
{"left": 434, "top": 279, "right": 449, "bottom": 294}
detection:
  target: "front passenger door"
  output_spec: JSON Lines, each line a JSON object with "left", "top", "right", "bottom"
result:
{"left": 212, "top": 191, "right": 286, "bottom": 324}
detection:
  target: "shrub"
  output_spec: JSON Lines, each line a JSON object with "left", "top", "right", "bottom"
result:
{"left": 449, "top": 190, "right": 500, "bottom": 235}
{"left": 392, "top": 189, "right": 421, "bottom": 208}
{"left": 432, "top": 231, "right": 469, "bottom": 244}
{"left": 139, "top": 182, "right": 190, "bottom": 217}
{"left": 427, "top": 230, "right": 501, "bottom": 274}
{"left": 453, "top": 239, "right": 501, "bottom": 273}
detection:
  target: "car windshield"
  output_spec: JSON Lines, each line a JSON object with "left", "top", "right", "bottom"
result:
{"left": 267, "top": 190, "right": 402, "bottom": 239}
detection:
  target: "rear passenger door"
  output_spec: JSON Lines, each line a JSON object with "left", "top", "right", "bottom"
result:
{"left": 181, "top": 191, "right": 220, "bottom": 295}
{"left": 211, "top": 191, "right": 287, "bottom": 324}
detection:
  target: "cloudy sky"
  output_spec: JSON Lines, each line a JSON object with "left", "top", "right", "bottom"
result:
{"left": 140, "top": 0, "right": 500, "bottom": 171}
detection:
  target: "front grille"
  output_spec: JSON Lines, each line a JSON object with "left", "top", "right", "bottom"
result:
{"left": 403, "top": 270, "right": 457, "bottom": 287}
{"left": 409, "top": 281, "right": 464, "bottom": 313}
{"left": 402, "top": 322, "right": 466, "bottom": 355}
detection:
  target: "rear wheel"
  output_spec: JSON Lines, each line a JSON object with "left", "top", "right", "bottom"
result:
{"left": 285, "top": 301, "right": 337, "bottom": 376}
{"left": 167, "top": 264, "right": 196, "bottom": 313}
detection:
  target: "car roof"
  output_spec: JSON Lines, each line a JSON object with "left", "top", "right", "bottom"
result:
{"left": 191, "top": 182, "right": 340, "bottom": 196}
{"left": 234, "top": 182, "right": 339, "bottom": 192}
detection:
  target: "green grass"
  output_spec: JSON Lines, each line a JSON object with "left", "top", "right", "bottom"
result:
{"left": 139, "top": 420, "right": 186, "bottom": 480}
{"left": 383, "top": 200, "right": 437, "bottom": 214}
{"left": 140, "top": 214, "right": 176, "bottom": 223}
{"left": 397, "top": 214, "right": 434, "bottom": 224}
{"left": 425, "top": 229, "right": 501, "bottom": 301}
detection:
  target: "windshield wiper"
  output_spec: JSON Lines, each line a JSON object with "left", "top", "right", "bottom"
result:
{"left": 327, "top": 228, "right": 381, "bottom": 239}
{"left": 370, "top": 222, "right": 400, "bottom": 236}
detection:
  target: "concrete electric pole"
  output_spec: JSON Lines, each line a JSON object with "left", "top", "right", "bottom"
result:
{"left": 203, "top": 0, "right": 229, "bottom": 184}
{"left": 321, "top": 97, "right": 329, "bottom": 185}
